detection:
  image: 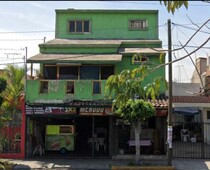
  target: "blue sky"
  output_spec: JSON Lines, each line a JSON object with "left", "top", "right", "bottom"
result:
{"left": 0, "top": 1, "right": 209, "bottom": 82}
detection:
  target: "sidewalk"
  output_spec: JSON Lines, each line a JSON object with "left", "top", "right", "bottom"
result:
{"left": 1, "top": 157, "right": 210, "bottom": 170}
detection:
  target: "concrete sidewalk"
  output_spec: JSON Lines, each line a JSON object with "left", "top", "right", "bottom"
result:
{"left": 1, "top": 157, "right": 210, "bottom": 170}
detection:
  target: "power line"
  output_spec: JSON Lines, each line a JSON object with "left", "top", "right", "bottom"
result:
{"left": 162, "top": 45, "right": 210, "bottom": 49}
{"left": 0, "top": 48, "right": 25, "bottom": 51}
{"left": 174, "top": 25, "right": 209, "bottom": 55}
{"left": 0, "top": 30, "right": 54, "bottom": 34}
{"left": 0, "top": 62, "right": 25, "bottom": 66}
{"left": 172, "top": 23, "right": 210, "bottom": 34}
{"left": 0, "top": 24, "right": 167, "bottom": 35}
{"left": 105, "top": 1, "right": 210, "bottom": 6}
{"left": 0, "top": 39, "right": 44, "bottom": 41}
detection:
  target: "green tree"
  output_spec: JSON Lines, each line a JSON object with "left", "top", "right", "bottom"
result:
{"left": 1, "top": 65, "right": 25, "bottom": 121}
{"left": 160, "top": 0, "right": 188, "bottom": 14}
{"left": 105, "top": 65, "right": 167, "bottom": 164}
{"left": 0, "top": 77, "right": 7, "bottom": 121}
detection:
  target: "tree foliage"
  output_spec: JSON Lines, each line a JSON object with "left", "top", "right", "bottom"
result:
{"left": 0, "top": 65, "right": 25, "bottom": 121}
{"left": 105, "top": 64, "right": 168, "bottom": 164}
{"left": 105, "top": 65, "right": 168, "bottom": 110}
{"left": 160, "top": 0, "right": 188, "bottom": 14}
{"left": 0, "top": 77, "right": 7, "bottom": 106}
{"left": 115, "top": 99, "right": 155, "bottom": 123}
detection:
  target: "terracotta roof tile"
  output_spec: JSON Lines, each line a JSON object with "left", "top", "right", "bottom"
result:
{"left": 31, "top": 96, "right": 210, "bottom": 109}
{"left": 172, "top": 96, "right": 210, "bottom": 103}
{"left": 147, "top": 99, "right": 168, "bottom": 108}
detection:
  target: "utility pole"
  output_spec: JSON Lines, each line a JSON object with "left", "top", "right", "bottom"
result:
{"left": 167, "top": 19, "right": 173, "bottom": 166}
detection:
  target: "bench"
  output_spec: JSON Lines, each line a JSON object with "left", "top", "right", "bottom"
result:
{"left": 128, "top": 140, "right": 153, "bottom": 154}
{"left": 127, "top": 140, "right": 152, "bottom": 146}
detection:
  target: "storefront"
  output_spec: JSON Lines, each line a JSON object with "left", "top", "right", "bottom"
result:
{"left": 25, "top": 100, "right": 114, "bottom": 158}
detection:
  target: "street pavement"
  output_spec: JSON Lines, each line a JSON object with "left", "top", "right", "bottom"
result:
{"left": 1, "top": 157, "right": 210, "bottom": 170}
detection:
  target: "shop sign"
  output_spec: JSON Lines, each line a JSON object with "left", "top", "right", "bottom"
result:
{"left": 80, "top": 107, "right": 113, "bottom": 115}
{"left": 104, "top": 107, "right": 113, "bottom": 115}
{"left": 80, "top": 107, "right": 105, "bottom": 115}
{"left": 44, "top": 107, "right": 77, "bottom": 114}
{"left": 25, "top": 105, "right": 77, "bottom": 115}
{"left": 26, "top": 105, "right": 44, "bottom": 114}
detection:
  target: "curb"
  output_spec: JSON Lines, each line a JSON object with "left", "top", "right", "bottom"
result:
{"left": 111, "top": 166, "right": 176, "bottom": 170}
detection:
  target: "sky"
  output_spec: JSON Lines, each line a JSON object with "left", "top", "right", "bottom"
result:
{"left": 0, "top": 1, "right": 209, "bottom": 83}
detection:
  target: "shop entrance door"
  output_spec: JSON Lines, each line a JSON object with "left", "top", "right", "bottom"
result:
{"left": 93, "top": 116, "right": 109, "bottom": 157}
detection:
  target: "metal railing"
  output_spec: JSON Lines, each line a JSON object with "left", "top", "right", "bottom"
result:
{"left": 172, "top": 122, "right": 210, "bottom": 158}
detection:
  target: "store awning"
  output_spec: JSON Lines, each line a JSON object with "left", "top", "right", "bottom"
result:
{"left": 173, "top": 107, "right": 200, "bottom": 116}
{"left": 119, "top": 48, "right": 166, "bottom": 54}
{"left": 27, "top": 54, "right": 122, "bottom": 63}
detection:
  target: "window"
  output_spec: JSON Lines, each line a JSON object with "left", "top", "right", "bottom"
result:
{"left": 40, "top": 81, "right": 48, "bottom": 93}
{"left": 207, "top": 111, "right": 210, "bottom": 119}
{"left": 133, "top": 56, "right": 149, "bottom": 64}
{"left": 101, "top": 66, "right": 114, "bottom": 79}
{"left": 80, "top": 66, "right": 99, "bottom": 80}
{"left": 59, "top": 125, "right": 74, "bottom": 134}
{"left": 93, "top": 81, "right": 101, "bottom": 94}
{"left": 134, "top": 57, "right": 149, "bottom": 62}
{"left": 69, "top": 20, "right": 90, "bottom": 33}
{"left": 44, "top": 66, "right": 57, "bottom": 79}
{"left": 129, "top": 19, "right": 148, "bottom": 30}
{"left": 66, "top": 81, "right": 74, "bottom": 94}
{"left": 59, "top": 66, "right": 78, "bottom": 79}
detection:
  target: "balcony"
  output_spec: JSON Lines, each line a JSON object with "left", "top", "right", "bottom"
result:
{"left": 26, "top": 79, "right": 108, "bottom": 104}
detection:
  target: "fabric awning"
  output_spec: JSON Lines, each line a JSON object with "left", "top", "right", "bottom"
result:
{"left": 27, "top": 54, "right": 122, "bottom": 63}
{"left": 173, "top": 107, "right": 200, "bottom": 116}
{"left": 119, "top": 48, "right": 166, "bottom": 54}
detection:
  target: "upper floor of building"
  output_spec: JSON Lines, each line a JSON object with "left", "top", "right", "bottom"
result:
{"left": 26, "top": 9, "right": 165, "bottom": 104}
{"left": 55, "top": 9, "right": 159, "bottom": 40}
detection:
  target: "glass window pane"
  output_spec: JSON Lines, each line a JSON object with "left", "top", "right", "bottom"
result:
{"left": 69, "top": 21, "right": 75, "bottom": 32}
{"left": 44, "top": 66, "right": 57, "bottom": 79}
{"left": 76, "top": 21, "right": 82, "bottom": 32}
{"left": 84, "top": 21, "right": 90, "bottom": 32}
{"left": 80, "top": 66, "right": 99, "bottom": 80}
{"left": 67, "top": 82, "right": 74, "bottom": 94}
{"left": 130, "top": 20, "right": 147, "bottom": 29}
{"left": 101, "top": 66, "right": 114, "bottom": 79}
{"left": 59, "top": 66, "right": 78, "bottom": 80}
{"left": 93, "top": 81, "right": 101, "bottom": 94}
{"left": 40, "top": 81, "right": 48, "bottom": 93}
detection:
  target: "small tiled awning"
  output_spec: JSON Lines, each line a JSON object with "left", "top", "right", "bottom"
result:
{"left": 147, "top": 99, "right": 168, "bottom": 108}
{"left": 31, "top": 99, "right": 168, "bottom": 108}
{"left": 30, "top": 99, "right": 112, "bottom": 107}
{"left": 27, "top": 54, "right": 122, "bottom": 64}
{"left": 119, "top": 48, "right": 166, "bottom": 54}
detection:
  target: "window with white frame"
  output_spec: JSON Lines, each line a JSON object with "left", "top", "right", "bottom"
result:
{"left": 69, "top": 20, "right": 90, "bottom": 33}
{"left": 129, "top": 19, "right": 148, "bottom": 30}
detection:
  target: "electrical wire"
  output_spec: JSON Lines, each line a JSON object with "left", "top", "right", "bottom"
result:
{"left": 174, "top": 25, "right": 209, "bottom": 55}
{"left": 173, "top": 23, "right": 210, "bottom": 35}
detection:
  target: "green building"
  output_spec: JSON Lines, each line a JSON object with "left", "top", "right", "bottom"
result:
{"left": 26, "top": 9, "right": 167, "bottom": 158}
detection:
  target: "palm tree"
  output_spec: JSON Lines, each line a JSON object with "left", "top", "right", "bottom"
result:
{"left": 1, "top": 64, "right": 25, "bottom": 121}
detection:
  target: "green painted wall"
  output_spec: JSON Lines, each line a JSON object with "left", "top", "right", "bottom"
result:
{"left": 26, "top": 9, "right": 165, "bottom": 103}
{"left": 26, "top": 53, "right": 165, "bottom": 103}
{"left": 26, "top": 80, "right": 108, "bottom": 103}
{"left": 55, "top": 9, "right": 158, "bottom": 39}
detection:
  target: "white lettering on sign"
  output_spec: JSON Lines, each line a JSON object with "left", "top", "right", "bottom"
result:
{"left": 26, "top": 105, "right": 44, "bottom": 114}
{"left": 45, "top": 107, "right": 77, "bottom": 114}
{"left": 80, "top": 107, "right": 105, "bottom": 115}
